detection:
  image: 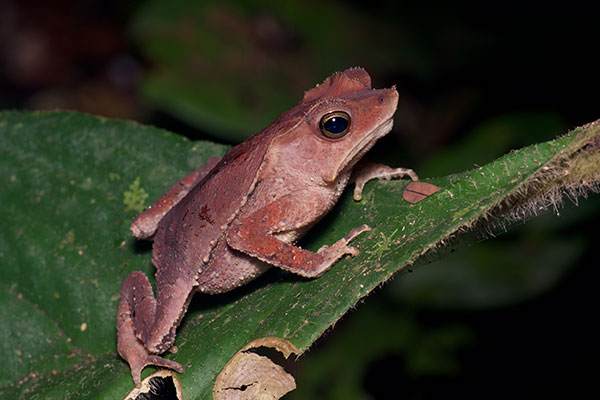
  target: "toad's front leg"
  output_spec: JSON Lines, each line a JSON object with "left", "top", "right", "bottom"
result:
{"left": 117, "top": 271, "right": 194, "bottom": 387}
{"left": 351, "top": 159, "right": 418, "bottom": 201}
{"left": 226, "top": 192, "right": 371, "bottom": 278}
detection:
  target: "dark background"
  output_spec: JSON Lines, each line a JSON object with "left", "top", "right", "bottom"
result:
{"left": 1, "top": 1, "right": 597, "bottom": 398}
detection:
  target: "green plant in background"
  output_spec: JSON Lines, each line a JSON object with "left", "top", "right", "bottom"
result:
{"left": 1, "top": 111, "right": 597, "bottom": 399}
{"left": 130, "top": 0, "right": 415, "bottom": 142}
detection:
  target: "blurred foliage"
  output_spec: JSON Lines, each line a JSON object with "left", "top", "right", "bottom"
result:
{"left": 130, "top": 0, "right": 422, "bottom": 142}
{"left": 418, "top": 113, "right": 568, "bottom": 177}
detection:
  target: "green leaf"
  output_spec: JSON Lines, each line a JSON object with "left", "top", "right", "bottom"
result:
{"left": 389, "top": 112, "right": 583, "bottom": 310}
{"left": 1, "top": 111, "right": 598, "bottom": 399}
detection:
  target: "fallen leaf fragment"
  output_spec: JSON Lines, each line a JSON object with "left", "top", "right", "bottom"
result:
{"left": 403, "top": 181, "right": 442, "bottom": 203}
{"left": 214, "top": 337, "right": 299, "bottom": 400}
{"left": 123, "top": 370, "right": 182, "bottom": 400}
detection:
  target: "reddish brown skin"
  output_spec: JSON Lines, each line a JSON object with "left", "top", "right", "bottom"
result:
{"left": 117, "top": 68, "right": 417, "bottom": 387}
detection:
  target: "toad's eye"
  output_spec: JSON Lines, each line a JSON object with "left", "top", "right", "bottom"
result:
{"left": 319, "top": 111, "right": 350, "bottom": 139}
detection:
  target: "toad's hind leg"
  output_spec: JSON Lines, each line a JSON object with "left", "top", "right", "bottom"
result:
{"left": 117, "top": 271, "right": 194, "bottom": 387}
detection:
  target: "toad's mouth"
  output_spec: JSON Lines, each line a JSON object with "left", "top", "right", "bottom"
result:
{"left": 328, "top": 117, "right": 394, "bottom": 182}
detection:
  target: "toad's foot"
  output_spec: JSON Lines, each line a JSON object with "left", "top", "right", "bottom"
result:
{"left": 313, "top": 224, "right": 372, "bottom": 277}
{"left": 117, "top": 307, "right": 184, "bottom": 387}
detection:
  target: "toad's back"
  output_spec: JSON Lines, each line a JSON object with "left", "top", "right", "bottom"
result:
{"left": 151, "top": 105, "right": 308, "bottom": 285}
